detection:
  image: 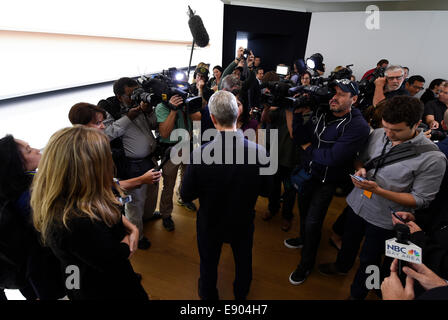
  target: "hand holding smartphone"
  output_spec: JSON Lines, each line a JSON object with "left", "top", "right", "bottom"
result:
{"left": 349, "top": 174, "right": 366, "bottom": 182}
{"left": 389, "top": 207, "right": 407, "bottom": 223}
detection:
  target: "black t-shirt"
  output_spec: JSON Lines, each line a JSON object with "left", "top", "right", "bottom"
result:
{"left": 384, "top": 87, "right": 410, "bottom": 100}
{"left": 424, "top": 99, "right": 448, "bottom": 123}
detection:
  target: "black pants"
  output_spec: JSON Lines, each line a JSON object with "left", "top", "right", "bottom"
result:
{"left": 268, "top": 165, "right": 296, "bottom": 220}
{"left": 335, "top": 206, "right": 394, "bottom": 299}
{"left": 332, "top": 205, "right": 349, "bottom": 237}
{"left": 197, "top": 224, "right": 254, "bottom": 300}
{"left": 297, "top": 179, "right": 336, "bottom": 270}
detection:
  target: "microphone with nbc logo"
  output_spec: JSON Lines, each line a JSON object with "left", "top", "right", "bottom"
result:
{"left": 385, "top": 223, "right": 422, "bottom": 280}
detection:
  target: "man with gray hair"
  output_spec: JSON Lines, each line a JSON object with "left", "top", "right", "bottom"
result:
{"left": 200, "top": 74, "right": 242, "bottom": 136}
{"left": 181, "top": 90, "right": 272, "bottom": 300}
{"left": 373, "top": 65, "right": 410, "bottom": 106}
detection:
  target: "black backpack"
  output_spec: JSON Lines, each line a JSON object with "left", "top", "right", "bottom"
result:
{"left": 97, "top": 97, "right": 129, "bottom": 179}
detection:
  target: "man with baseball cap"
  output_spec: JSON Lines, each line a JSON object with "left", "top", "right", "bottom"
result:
{"left": 285, "top": 78, "right": 370, "bottom": 285}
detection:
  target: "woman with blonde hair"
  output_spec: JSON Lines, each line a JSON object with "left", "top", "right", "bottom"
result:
{"left": 31, "top": 126, "right": 148, "bottom": 300}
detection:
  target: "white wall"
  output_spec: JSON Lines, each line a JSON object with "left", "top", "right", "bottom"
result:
{"left": 305, "top": 11, "right": 448, "bottom": 82}
{"left": 0, "top": 0, "right": 224, "bottom": 99}
{"left": 0, "top": 0, "right": 224, "bottom": 148}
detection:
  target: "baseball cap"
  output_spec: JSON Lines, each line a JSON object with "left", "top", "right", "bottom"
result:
{"left": 331, "top": 79, "right": 359, "bottom": 96}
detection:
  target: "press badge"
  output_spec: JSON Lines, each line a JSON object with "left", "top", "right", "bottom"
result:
{"left": 363, "top": 190, "right": 373, "bottom": 199}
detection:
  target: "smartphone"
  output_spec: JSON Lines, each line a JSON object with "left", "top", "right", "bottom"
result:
{"left": 349, "top": 174, "right": 366, "bottom": 182}
{"left": 389, "top": 207, "right": 406, "bottom": 223}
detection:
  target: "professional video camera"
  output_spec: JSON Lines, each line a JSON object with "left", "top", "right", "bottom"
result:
{"left": 311, "top": 64, "right": 354, "bottom": 86}
{"left": 357, "top": 66, "right": 386, "bottom": 111}
{"left": 136, "top": 71, "right": 202, "bottom": 114}
{"left": 260, "top": 80, "right": 335, "bottom": 111}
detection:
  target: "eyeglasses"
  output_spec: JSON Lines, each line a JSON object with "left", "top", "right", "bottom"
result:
{"left": 411, "top": 84, "right": 424, "bottom": 91}
{"left": 386, "top": 76, "right": 403, "bottom": 81}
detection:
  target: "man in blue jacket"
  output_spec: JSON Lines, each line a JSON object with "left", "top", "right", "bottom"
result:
{"left": 286, "top": 79, "right": 370, "bottom": 285}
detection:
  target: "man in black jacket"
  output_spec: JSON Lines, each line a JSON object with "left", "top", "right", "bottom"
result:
{"left": 180, "top": 90, "right": 272, "bottom": 300}
{"left": 286, "top": 79, "right": 370, "bottom": 285}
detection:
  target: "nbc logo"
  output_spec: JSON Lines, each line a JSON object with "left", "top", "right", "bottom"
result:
{"left": 408, "top": 249, "right": 420, "bottom": 257}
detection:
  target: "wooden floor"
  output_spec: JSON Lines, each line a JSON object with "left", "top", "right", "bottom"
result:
{"left": 131, "top": 177, "right": 375, "bottom": 300}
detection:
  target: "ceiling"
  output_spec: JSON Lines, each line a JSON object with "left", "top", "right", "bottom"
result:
{"left": 222, "top": 0, "right": 448, "bottom": 12}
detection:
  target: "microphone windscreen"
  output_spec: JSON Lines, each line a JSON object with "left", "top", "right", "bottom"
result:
{"left": 188, "top": 15, "right": 209, "bottom": 48}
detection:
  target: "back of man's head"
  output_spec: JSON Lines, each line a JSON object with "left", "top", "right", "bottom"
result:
{"left": 208, "top": 90, "right": 239, "bottom": 128}
{"left": 113, "top": 77, "right": 138, "bottom": 97}
{"left": 221, "top": 75, "right": 242, "bottom": 92}
{"left": 382, "top": 96, "right": 423, "bottom": 128}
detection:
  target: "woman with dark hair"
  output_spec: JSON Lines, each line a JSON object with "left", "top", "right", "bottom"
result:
{"left": 209, "top": 65, "right": 223, "bottom": 92}
{"left": 300, "top": 71, "right": 312, "bottom": 86}
{"left": 31, "top": 126, "right": 148, "bottom": 300}
{"left": 236, "top": 95, "right": 258, "bottom": 134}
{"left": 0, "top": 135, "right": 65, "bottom": 300}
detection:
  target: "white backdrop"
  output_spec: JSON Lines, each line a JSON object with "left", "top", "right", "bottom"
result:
{"left": 0, "top": 0, "right": 224, "bottom": 100}
{"left": 305, "top": 11, "right": 448, "bottom": 83}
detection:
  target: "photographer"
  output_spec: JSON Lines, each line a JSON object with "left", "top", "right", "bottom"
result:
{"left": 155, "top": 92, "right": 201, "bottom": 230}
{"left": 99, "top": 77, "right": 159, "bottom": 250}
{"left": 361, "top": 59, "right": 389, "bottom": 80}
{"left": 190, "top": 65, "right": 214, "bottom": 107}
{"left": 220, "top": 47, "right": 254, "bottom": 89}
{"left": 372, "top": 65, "right": 409, "bottom": 106}
{"left": 318, "top": 96, "right": 446, "bottom": 300}
{"left": 285, "top": 79, "right": 370, "bottom": 285}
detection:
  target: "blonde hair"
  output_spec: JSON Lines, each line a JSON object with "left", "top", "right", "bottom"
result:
{"left": 31, "top": 125, "right": 122, "bottom": 244}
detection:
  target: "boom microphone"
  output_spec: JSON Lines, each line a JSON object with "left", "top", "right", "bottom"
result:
{"left": 188, "top": 6, "right": 209, "bottom": 48}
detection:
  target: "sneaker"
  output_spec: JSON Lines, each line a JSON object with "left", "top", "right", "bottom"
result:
{"left": 284, "top": 237, "right": 304, "bottom": 249}
{"left": 281, "top": 219, "right": 292, "bottom": 232}
{"left": 289, "top": 266, "right": 311, "bottom": 285}
{"left": 318, "top": 263, "right": 348, "bottom": 276}
{"left": 143, "top": 211, "right": 162, "bottom": 222}
{"left": 138, "top": 237, "right": 151, "bottom": 250}
{"left": 162, "top": 217, "right": 175, "bottom": 231}
{"left": 177, "top": 198, "right": 197, "bottom": 212}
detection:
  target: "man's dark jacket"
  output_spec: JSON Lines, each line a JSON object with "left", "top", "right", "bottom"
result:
{"left": 180, "top": 131, "right": 272, "bottom": 241}
{"left": 293, "top": 107, "right": 370, "bottom": 184}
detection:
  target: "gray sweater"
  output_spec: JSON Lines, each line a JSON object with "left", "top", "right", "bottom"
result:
{"left": 347, "top": 128, "right": 447, "bottom": 230}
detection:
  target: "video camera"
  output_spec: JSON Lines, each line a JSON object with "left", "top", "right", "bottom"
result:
{"left": 357, "top": 67, "right": 386, "bottom": 111}
{"left": 260, "top": 80, "right": 335, "bottom": 111}
{"left": 136, "top": 71, "right": 202, "bottom": 114}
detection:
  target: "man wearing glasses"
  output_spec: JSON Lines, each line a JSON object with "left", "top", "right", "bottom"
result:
{"left": 373, "top": 65, "right": 410, "bottom": 106}
{"left": 405, "top": 75, "right": 426, "bottom": 97}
